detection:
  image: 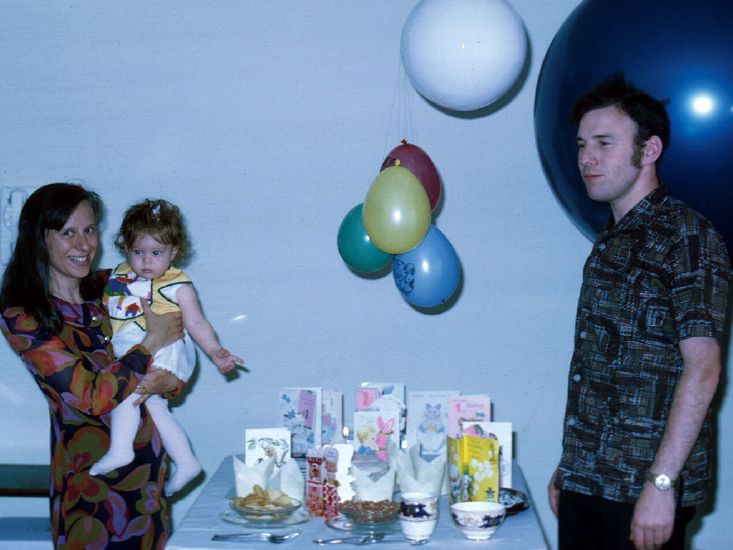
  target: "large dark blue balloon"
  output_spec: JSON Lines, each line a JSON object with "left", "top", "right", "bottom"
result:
{"left": 535, "top": 0, "right": 733, "bottom": 252}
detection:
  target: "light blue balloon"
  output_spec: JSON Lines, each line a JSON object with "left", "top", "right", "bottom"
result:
{"left": 392, "top": 225, "right": 460, "bottom": 308}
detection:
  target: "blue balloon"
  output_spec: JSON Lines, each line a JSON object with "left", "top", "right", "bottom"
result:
{"left": 393, "top": 225, "right": 460, "bottom": 308}
{"left": 535, "top": 0, "right": 733, "bottom": 252}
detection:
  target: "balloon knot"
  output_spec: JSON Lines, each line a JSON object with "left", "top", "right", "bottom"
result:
{"left": 401, "top": 138, "right": 408, "bottom": 145}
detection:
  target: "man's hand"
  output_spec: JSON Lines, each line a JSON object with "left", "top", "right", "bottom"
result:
{"left": 548, "top": 467, "right": 561, "bottom": 516}
{"left": 630, "top": 483, "right": 675, "bottom": 550}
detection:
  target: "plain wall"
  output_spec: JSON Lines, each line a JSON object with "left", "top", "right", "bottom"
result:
{"left": 0, "top": 2, "right": 731, "bottom": 549}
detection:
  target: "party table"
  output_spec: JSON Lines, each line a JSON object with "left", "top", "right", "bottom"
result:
{"left": 166, "top": 456, "right": 548, "bottom": 549}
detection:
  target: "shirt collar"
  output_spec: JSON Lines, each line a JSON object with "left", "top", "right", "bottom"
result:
{"left": 599, "top": 185, "right": 669, "bottom": 238}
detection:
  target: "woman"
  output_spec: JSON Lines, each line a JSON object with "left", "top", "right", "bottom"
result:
{"left": 0, "top": 183, "right": 184, "bottom": 549}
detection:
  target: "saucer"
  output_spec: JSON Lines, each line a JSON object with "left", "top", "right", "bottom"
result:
{"left": 499, "top": 488, "right": 529, "bottom": 515}
{"left": 221, "top": 507, "right": 310, "bottom": 527}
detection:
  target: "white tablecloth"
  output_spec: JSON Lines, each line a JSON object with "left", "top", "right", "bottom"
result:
{"left": 166, "top": 456, "right": 548, "bottom": 549}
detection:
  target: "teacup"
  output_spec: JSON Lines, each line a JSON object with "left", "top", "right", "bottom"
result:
{"left": 450, "top": 500, "right": 506, "bottom": 540}
{"left": 399, "top": 492, "right": 439, "bottom": 542}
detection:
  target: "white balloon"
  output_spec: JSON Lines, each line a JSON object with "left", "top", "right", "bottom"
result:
{"left": 401, "top": 0, "right": 527, "bottom": 111}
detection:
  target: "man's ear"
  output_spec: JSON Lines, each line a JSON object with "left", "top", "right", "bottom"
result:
{"left": 642, "top": 135, "right": 663, "bottom": 165}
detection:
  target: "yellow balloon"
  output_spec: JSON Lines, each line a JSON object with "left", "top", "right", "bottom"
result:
{"left": 363, "top": 166, "right": 431, "bottom": 254}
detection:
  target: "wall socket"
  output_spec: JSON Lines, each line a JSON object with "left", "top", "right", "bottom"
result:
{"left": 1, "top": 186, "right": 37, "bottom": 265}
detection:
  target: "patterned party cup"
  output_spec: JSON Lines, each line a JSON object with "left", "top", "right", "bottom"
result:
{"left": 399, "top": 492, "right": 439, "bottom": 542}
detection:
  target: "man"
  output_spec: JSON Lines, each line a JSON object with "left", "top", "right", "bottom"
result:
{"left": 548, "top": 74, "right": 730, "bottom": 550}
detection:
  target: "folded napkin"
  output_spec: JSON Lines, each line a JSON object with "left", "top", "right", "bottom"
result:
{"left": 396, "top": 444, "right": 447, "bottom": 496}
{"left": 351, "top": 456, "right": 396, "bottom": 501}
{"left": 233, "top": 455, "right": 305, "bottom": 501}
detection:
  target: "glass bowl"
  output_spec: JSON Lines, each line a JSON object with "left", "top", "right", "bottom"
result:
{"left": 338, "top": 499, "right": 400, "bottom": 526}
{"left": 229, "top": 497, "right": 302, "bottom": 522}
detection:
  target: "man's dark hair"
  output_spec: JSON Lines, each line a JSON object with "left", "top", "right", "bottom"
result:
{"left": 571, "top": 73, "right": 670, "bottom": 151}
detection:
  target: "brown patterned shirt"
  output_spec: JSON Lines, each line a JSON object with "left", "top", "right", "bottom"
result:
{"left": 556, "top": 186, "right": 730, "bottom": 506}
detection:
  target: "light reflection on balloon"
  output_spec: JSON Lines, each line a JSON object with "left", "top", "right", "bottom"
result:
{"left": 690, "top": 94, "right": 714, "bottom": 116}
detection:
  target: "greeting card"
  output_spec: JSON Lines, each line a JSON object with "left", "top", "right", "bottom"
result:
{"left": 360, "top": 382, "right": 406, "bottom": 404}
{"left": 446, "top": 394, "right": 492, "bottom": 439}
{"left": 278, "top": 387, "right": 322, "bottom": 456}
{"left": 244, "top": 427, "right": 291, "bottom": 467}
{"left": 355, "top": 387, "right": 381, "bottom": 410}
{"left": 321, "top": 389, "right": 344, "bottom": 445}
{"left": 306, "top": 449, "right": 325, "bottom": 516}
{"left": 460, "top": 434, "right": 500, "bottom": 502}
{"left": 352, "top": 410, "right": 400, "bottom": 462}
{"left": 323, "top": 447, "right": 341, "bottom": 519}
{"left": 406, "top": 390, "right": 459, "bottom": 456}
{"left": 462, "top": 421, "right": 513, "bottom": 488}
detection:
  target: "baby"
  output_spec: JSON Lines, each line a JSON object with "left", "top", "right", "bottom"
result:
{"left": 90, "top": 199, "right": 244, "bottom": 495}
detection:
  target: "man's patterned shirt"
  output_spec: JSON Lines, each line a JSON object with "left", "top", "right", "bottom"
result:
{"left": 556, "top": 186, "right": 730, "bottom": 506}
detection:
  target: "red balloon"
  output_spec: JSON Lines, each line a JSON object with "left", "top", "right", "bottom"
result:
{"left": 381, "top": 140, "right": 441, "bottom": 210}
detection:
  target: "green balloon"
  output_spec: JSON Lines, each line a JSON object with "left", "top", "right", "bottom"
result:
{"left": 337, "top": 203, "right": 392, "bottom": 273}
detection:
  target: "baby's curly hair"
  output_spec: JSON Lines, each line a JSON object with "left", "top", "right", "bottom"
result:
{"left": 115, "top": 199, "right": 192, "bottom": 260}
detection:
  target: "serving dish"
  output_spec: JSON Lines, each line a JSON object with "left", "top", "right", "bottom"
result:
{"left": 499, "top": 488, "right": 529, "bottom": 515}
{"left": 229, "top": 496, "right": 301, "bottom": 522}
{"left": 325, "top": 515, "right": 400, "bottom": 535}
{"left": 221, "top": 507, "right": 310, "bottom": 527}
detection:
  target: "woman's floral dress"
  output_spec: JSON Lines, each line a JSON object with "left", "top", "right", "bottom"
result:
{"left": 1, "top": 294, "right": 172, "bottom": 549}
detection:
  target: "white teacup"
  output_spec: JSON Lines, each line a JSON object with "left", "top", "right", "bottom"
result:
{"left": 399, "top": 492, "right": 439, "bottom": 542}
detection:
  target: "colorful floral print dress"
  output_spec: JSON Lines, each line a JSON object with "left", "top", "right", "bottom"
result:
{"left": 1, "top": 294, "right": 172, "bottom": 549}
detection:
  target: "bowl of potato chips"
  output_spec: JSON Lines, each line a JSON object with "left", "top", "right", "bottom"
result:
{"left": 230, "top": 484, "right": 302, "bottom": 522}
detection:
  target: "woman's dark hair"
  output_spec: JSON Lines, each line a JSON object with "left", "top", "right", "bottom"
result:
{"left": 114, "top": 199, "right": 191, "bottom": 261}
{"left": 571, "top": 72, "right": 671, "bottom": 152}
{"left": 0, "top": 183, "right": 103, "bottom": 335}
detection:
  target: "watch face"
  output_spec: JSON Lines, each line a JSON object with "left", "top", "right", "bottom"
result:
{"left": 654, "top": 474, "right": 672, "bottom": 490}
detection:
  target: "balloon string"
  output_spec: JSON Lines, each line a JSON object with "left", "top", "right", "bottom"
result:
{"left": 383, "top": 58, "right": 416, "bottom": 160}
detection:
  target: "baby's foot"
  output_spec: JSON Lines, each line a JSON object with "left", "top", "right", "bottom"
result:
{"left": 164, "top": 461, "right": 202, "bottom": 496}
{"left": 90, "top": 450, "right": 135, "bottom": 476}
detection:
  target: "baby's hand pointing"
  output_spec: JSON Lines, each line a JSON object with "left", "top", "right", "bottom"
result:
{"left": 211, "top": 347, "right": 245, "bottom": 374}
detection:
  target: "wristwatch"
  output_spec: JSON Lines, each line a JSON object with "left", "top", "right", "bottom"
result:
{"left": 646, "top": 471, "right": 676, "bottom": 491}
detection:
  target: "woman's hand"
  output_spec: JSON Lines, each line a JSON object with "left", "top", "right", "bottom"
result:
{"left": 134, "top": 368, "right": 180, "bottom": 405}
{"left": 140, "top": 300, "right": 183, "bottom": 355}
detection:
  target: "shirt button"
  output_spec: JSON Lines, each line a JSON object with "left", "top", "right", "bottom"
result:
{"left": 567, "top": 418, "right": 576, "bottom": 427}
{"left": 104, "top": 336, "right": 110, "bottom": 342}
{"left": 598, "top": 243, "right": 607, "bottom": 252}
{"left": 580, "top": 330, "right": 588, "bottom": 339}
{"left": 572, "top": 373, "right": 582, "bottom": 382}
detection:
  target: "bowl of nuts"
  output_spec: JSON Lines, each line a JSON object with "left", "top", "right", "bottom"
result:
{"left": 230, "top": 484, "right": 302, "bottom": 522}
{"left": 338, "top": 499, "right": 400, "bottom": 527}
